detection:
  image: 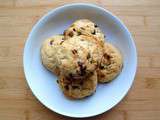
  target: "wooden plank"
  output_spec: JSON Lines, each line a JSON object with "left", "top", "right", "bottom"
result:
{"left": 0, "top": 109, "right": 25, "bottom": 120}
{"left": 0, "top": 0, "right": 14, "bottom": 7}
{"left": 118, "top": 15, "right": 145, "bottom": 26}
{"left": 0, "top": 16, "right": 38, "bottom": 26}
{"left": 29, "top": 109, "right": 124, "bottom": 120}
{"left": 125, "top": 78, "right": 160, "bottom": 100}
{"left": 152, "top": 58, "right": 160, "bottom": 68}
{"left": 0, "top": 6, "right": 160, "bottom": 17}
{"left": 127, "top": 111, "right": 160, "bottom": 120}
{"left": 0, "top": 0, "right": 160, "bottom": 119}
{"left": 128, "top": 25, "right": 160, "bottom": 37}
{"left": 138, "top": 56, "right": 151, "bottom": 68}
{"left": 0, "top": 7, "right": 48, "bottom": 17}
{"left": 0, "top": 89, "right": 26, "bottom": 100}
{"left": 136, "top": 67, "right": 160, "bottom": 78}
{"left": 134, "top": 35, "right": 160, "bottom": 55}
{"left": 14, "top": 0, "right": 99, "bottom": 7}
{"left": 0, "top": 67, "right": 24, "bottom": 78}
{"left": 100, "top": 0, "right": 160, "bottom": 6}
{"left": 146, "top": 16, "right": 160, "bottom": 25}
{"left": 0, "top": 25, "right": 32, "bottom": 37}
{"left": 0, "top": 76, "right": 26, "bottom": 89}
{"left": 105, "top": 6, "right": 160, "bottom": 16}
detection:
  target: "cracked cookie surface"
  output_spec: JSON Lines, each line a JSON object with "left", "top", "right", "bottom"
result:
{"left": 97, "top": 43, "right": 123, "bottom": 83}
{"left": 41, "top": 35, "right": 65, "bottom": 75}
{"left": 58, "top": 71, "right": 97, "bottom": 99}
{"left": 59, "top": 35, "right": 103, "bottom": 79}
{"left": 64, "top": 19, "right": 105, "bottom": 44}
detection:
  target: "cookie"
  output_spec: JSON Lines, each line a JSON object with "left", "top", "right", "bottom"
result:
{"left": 58, "top": 71, "right": 97, "bottom": 99}
{"left": 59, "top": 35, "right": 103, "bottom": 79}
{"left": 40, "top": 35, "right": 65, "bottom": 75}
{"left": 97, "top": 43, "right": 123, "bottom": 83}
{"left": 64, "top": 19, "right": 105, "bottom": 44}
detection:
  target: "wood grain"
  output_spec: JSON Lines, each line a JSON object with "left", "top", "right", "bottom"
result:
{"left": 0, "top": 0, "right": 160, "bottom": 119}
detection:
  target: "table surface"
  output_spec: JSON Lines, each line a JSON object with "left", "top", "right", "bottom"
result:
{"left": 0, "top": 0, "right": 160, "bottom": 120}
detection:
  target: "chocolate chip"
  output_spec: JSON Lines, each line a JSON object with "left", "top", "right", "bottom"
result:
{"left": 80, "top": 81, "right": 83, "bottom": 85}
{"left": 77, "top": 61, "right": 86, "bottom": 76}
{"left": 73, "top": 28, "right": 76, "bottom": 31}
{"left": 67, "top": 73, "right": 80, "bottom": 80}
{"left": 62, "top": 37, "right": 65, "bottom": 40}
{"left": 103, "top": 53, "right": 110, "bottom": 60}
{"left": 90, "top": 71, "right": 94, "bottom": 75}
{"left": 64, "top": 85, "right": 69, "bottom": 90}
{"left": 90, "top": 59, "right": 94, "bottom": 64}
{"left": 94, "top": 24, "right": 98, "bottom": 27}
{"left": 60, "top": 40, "right": 64, "bottom": 45}
{"left": 92, "top": 30, "right": 96, "bottom": 35}
{"left": 77, "top": 31, "right": 81, "bottom": 35}
{"left": 56, "top": 80, "right": 59, "bottom": 84}
{"left": 72, "top": 85, "right": 79, "bottom": 89}
{"left": 99, "top": 65, "right": 105, "bottom": 69}
{"left": 63, "top": 30, "right": 67, "bottom": 35}
{"left": 78, "top": 61, "right": 83, "bottom": 66}
{"left": 80, "top": 70, "right": 86, "bottom": 76}
{"left": 83, "top": 66, "right": 87, "bottom": 70}
{"left": 69, "top": 73, "right": 73, "bottom": 78}
{"left": 71, "top": 49, "right": 77, "bottom": 54}
{"left": 50, "top": 40, "right": 53, "bottom": 45}
{"left": 81, "top": 27, "right": 85, "bottom": 30}
{"left": 87, "top": 53, "right": 91, "bottom": 59}
{"left": 100, "top": 74, "right": 105, "bottom": 78}
{"left": 68, "top": 32, "right": 74, "bottom": 37}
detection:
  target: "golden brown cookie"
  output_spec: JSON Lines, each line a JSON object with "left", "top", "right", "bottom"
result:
{"left": 97, "top": 43, "right": 123, "bottom": 83}
{"left": 58, "top": 71, "right": 97, "bottom": 99}
{"left": 59, "top": 35, "right": 103, "bottom": 79}
{"left": 64, "top": 19, "right": 105, "bottom": 44}
{"left": 40, "top": 35, "right": 65, "bottom": 75}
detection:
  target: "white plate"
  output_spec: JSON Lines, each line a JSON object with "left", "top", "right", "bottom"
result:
{"left": 23, "top": 3, "right": 137, "bottom": 118}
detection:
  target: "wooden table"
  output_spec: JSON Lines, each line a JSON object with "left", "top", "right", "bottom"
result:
{"left": 0, "top": 0, "right": 160, "bottom": 119}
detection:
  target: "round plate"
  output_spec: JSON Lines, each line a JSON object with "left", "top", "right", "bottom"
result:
{"left": 23, "top": 3, "right": 137, "bottom": 118}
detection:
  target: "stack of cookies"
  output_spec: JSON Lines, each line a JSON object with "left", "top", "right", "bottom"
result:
{"left": 41, "top": 19, "right": 123, "bottom": 99}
